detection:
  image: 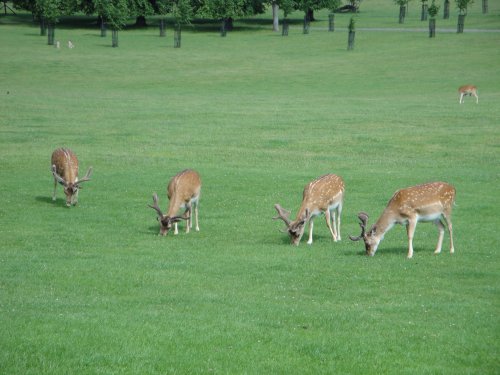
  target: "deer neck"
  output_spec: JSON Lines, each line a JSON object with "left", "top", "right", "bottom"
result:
{"left": 372, "top": 208, "right": 398, "bottom": 239}
{"left": 166, "top": 194, "right": 184, "bottom": 218}
{"left": 295, "top": 201, "right": 314, "bottom": 222}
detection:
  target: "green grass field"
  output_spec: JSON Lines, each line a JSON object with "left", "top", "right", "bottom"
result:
{"left": 1, "top": 1, "right": 499, "bottom": 373}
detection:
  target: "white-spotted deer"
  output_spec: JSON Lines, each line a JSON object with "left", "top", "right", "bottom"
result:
{"left": 458, "top": 85, "right": 478, "bottom": 104}
{"left": 148, "top": 169, "right": 201, "bottom": 236}
{"left": 349, "top": 182, "right": 455, "bottom": 258}
{"left": 51, "top": 148, "right": 92, "bottom": 206}
{"left": 274, "top": 174, "right": 345, "bottom": 246}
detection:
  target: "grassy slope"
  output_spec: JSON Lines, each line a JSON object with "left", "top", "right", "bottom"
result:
{"left": 0, "top": 1, "right": 499, "bottom": 373}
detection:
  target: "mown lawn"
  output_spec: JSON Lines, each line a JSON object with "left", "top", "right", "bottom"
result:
{"left": 0, "top": 1, "right": 499, "bottom": 373}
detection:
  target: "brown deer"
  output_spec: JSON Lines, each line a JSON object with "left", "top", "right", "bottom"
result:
{"left": 458, "top": 85, "right": 478, "bottom": 104}
{"left": 51, "top": 148, "right": 92, "bottom": 206}
{"left": 148, "top": 169, "right": 201, "bottom": 236}
{"left": 349, "top": 182, "right": 456, "bottom": 258}
{"left": 274, "top": 174, "right": 345, "bottom": 246}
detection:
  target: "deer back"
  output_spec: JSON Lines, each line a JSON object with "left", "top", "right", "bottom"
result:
{"left": 458, "top": 85, "right": 477, "bottom": 94}
{"left": 297, "top": 174, "right": 344, "bottom": 218}
{"left": 166, "top": 169, "right": 201, "bottom": 215}
{"left": 386, "top": 182, "right": 455, "bottom": 219}
{"left": 51, "top": 148, "right": 79, "bottom": 184}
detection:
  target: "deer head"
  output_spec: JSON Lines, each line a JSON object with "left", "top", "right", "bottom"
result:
{"left": 274, "top": 204, "right": 310, "bottom": 246}
{"left": 349, "top": 212, "right": 379, "bottom": 256}
{"left": 148, "top": 192, "right": 188, "bottom": 236}
{"left": 51, "top": 164, "right": 92, "bottom": 206}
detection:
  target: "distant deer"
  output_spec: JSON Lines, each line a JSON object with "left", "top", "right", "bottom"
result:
{"left": 51, "top": 148, "right": 93, "bottom": 206}
{"left": 349, "top": 182, "right": 456, "bottom": 258}
{"left": 68, "top": 40, "right": 74, "bottom": 49}
{"left": 458, "top": 85, "right": 478, "bottom": 104}
{"left": 148, "top": 169, "right": 201, "bottom": 236}
{"left": 274, "top": 174, "right": 345, "bottom": 246}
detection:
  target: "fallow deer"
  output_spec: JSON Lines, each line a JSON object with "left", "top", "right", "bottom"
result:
{"left": 274, "top": 174, "right": 345, "bottom": 246}
{"left": 148, "top": 169, "right": 201, "bottom": 236}
{"left": 458, "top": 85, "right": 478, "bottom": 104}
{"left": 349, "top": 182, "right": 456, "bottom": 258}
{"left": 51, "top": 148, "right": 93, "bottom": 206}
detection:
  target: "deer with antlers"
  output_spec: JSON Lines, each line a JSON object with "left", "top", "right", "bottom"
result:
{"left": 274, "top": 174, "right": 345, "bottom": 246}
{"left": 51, "top": 148, "right": 92, "bottom": 206}
{"left": 149, "top": 169, "right": 201, "bottom": 236}
{"left": 349, "top": 182, "right": 456, "bottom": 258}
{"left": 458, "top": 85, "right": 478, "bottom": 104}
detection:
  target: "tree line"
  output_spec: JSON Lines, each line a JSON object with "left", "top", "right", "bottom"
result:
{"left": 11, "top": 0, "right": 357, "bottom": 31}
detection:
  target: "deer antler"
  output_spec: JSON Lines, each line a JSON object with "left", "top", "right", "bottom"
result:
{"left": 75, "top": 167, "right": 93, "bottom": 186}
{"left": 349, "top": 212, "right": 369, "bottom": 241}
{"left": 52, "top": 165, "right": 67, "bottom": 185}
{"left": 273, "top": 204, "right": 291, "bottom": 226}
{"left": 148, "top": 192, "right": 164, "bottom": 217}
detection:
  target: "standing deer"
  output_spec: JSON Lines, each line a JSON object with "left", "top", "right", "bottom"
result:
{"left": 349, "top": 182, "right": 456, "bottom": 258}
{"left": 51, "top": 148, "right": 92, "bottom": 206}
{"left": 274, "top": 174, "right": 345, "bottom": 246}
{"left": 148, "top": 169, "right": 201, "bottom": 236}
{"left": 458, "top": 85, "right": 478, "bottom": 104}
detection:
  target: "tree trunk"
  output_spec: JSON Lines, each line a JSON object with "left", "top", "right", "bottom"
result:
{"left": 443, "top": 0, "right": 450, "bottom": 19}
{"left": 429, "top": 18, "right": 436, "bottom": 37}
{"left": 100, "top": 19, "right": 107, "bottom": 37}
{"left": 307, "top": 9, "right": 315, "bottom": 21}
{"left": 47, "top": 23, "right": 55, "bottom": 45}
{"left": 457, "top": 14, "right": 465, "bottom": 33}
{"left": 282, "top": 18, "right": 289, "bottom": 36}
{"left": 399, "top": 6, "right": 406, "bottom": 24}
{"left": 421, "top": 4, "right": 428, "bottom": 21}
{"left": 174, "top": 24, "right": 181, "bottom": 48}
{"left": 135, "top": 16, "right": 147, "bottom": 27}
{"left": 482, "top": 0, "right": 488, "bottom": 14}
{"left": 220, "top": 19, "right": 227, "bottom": 37}
{"left": 303, "top": 14, "right": 310, "bottom": 34}
{"left": 328, "top": 13, "right": 335, "bottom": 32}
{"left": 39, "top": 16, "right": 46, "bottom": 36}
{"left": 159, "top": 19, "right": 166, "bottom": 37}
{"left": 272, "top": 2, "right": 279, "bottom": 32}
{"left": 112, "top": 29, "right": 118, "bottom": 47}
{"left": 348, "top": 31, "right": 355, "bottom": 50}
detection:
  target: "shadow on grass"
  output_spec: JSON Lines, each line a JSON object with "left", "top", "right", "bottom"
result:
{"left": 35, "top": 196, "right": 72, "bottom": 208}
{"left": 36, "top": 195, "right": 57, "bottom": 205}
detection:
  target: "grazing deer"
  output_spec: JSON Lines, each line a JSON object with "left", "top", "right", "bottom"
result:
{"left": 349, "top": 182, "right": 455, "bottom": 258}
{"left": 148, "top": 169, "right": 201, "bottom": 236}
{"left": 458, "top": 85, "right": 478, "bottom": 104}
{"left": 51, "top": 148, "right": 93, "bottom": 206}
{"left": 274, "top": 174, "right": 345, "bottom": 246}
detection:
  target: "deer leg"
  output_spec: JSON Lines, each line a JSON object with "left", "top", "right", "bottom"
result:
{"left": 406, "top": 220, "right": 417, "bottom": 259}
{"left": 443, "top": 213, "right": 454, "bottom": 254}
{"left": 433, "top": 219, "right": 445, "bottom": 254}
{"left": 307, "top": 218, "right": 314, "bottom": 245}
{"left": 52, "top": 178, "right": 57, "bottom": 201}
{"left": 194, "top": 201, "right": 200, "bottom": 232}
{"left": 174, "top": 222, "right": 179, "bottom": 235}
{"left": 332, "top": 211, "right": 338, "bottom": 241}
{"left": 184, "top": 207, "right": 191, "bottom": 233}
{"left": 336, "top": 204, "right": 342, "bottom": 241}
{"left": 73, "top": 189, "right": 79, "bottom": 205}
{"left": 324, "top": 210, "right": 337, "bottom": 242}
{"left": 475, "top": 92, "right": 479, "bottom": 103}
